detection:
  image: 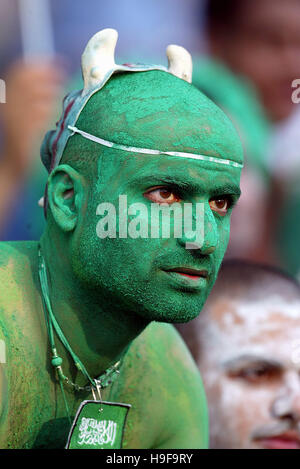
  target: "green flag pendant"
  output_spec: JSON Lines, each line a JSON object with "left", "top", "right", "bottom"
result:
{"left": 65, "top": 400, "right": 131, "bottom": 449}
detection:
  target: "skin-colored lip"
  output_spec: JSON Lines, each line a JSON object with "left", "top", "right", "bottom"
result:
{"left": 255, "top": 431, "right": 300, "bottom": 449}
{"left": 163, "top": 267, "right": 209, "bottom": 279}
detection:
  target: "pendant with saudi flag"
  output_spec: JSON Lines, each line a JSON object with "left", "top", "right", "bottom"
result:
{"left": 65, "top": 400, "right": 131, "bottom": 449}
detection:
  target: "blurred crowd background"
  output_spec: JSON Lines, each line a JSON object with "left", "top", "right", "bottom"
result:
{"left": 1, "top": 0, "right": 300, "bottom": 450}
{"left": 1, "top": 0, "right": 300, "bottom": 277}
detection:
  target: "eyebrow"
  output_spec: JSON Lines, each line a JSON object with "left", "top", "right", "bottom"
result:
{"left": 209, "top": 184, "right": 241, "bottom": 198}
{"left": 222, "top": 355, "right": 284, "bottom": 372}
{"left": 129, "top": 174, "right": 241, "bottom": 198}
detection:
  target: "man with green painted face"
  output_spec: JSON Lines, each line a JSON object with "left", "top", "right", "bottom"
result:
{"left": 0, "top": 30, "right": 243, "bottom": 449}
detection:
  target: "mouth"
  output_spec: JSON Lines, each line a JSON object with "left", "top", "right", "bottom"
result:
{"left": 256, "top": 432, "right": 300, "bottom": 450}
{"left": 164, "top": 267, "right": 208, "bottom": 279}
{"left": 162, "top": 267, "right": 209, "bottom": 288}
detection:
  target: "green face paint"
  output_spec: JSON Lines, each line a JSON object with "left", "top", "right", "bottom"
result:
{"left": 61, "top": 70, "right": 243, "bottom": 324}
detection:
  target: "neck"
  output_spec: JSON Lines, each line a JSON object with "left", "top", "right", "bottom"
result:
{"left": 39, "top": 232, "right": 149, "bottom": 385}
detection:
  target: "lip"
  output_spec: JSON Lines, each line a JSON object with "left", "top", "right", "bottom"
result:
{"left": 256, "top": 432, "right": 300, "bottom": 450}
{"left": 162, "top": 267, "right": 209, "bottom": 289}
{"left": 165, "top": 267, "right": 209, "bottom": 278}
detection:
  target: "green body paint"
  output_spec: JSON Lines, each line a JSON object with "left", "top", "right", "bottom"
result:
{"left": 0, "top": 44, "right": 242, "bottom": 449}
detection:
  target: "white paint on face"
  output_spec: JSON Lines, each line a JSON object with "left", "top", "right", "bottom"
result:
{"left": 196, "top": 297, "right": 300, "bottom": 449}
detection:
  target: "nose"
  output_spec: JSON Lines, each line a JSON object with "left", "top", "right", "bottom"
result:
{"left": 271, "top": 372, "right": 300, "bottom": 422}
{"left": 177, "top": 202, "right": 218, "bottom": 254}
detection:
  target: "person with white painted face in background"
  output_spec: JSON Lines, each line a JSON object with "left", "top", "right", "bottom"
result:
{"left": 177, "top": 261, "right": 300, "bottom": 449}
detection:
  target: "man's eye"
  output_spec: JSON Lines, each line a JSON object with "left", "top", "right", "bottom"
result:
{"left": 229, "top": 367, "right": 278, "bottom": 384}
{"left": 144, "top": 187, "right": 181, "bottom": 204}
{"left": 209, "top": 197, "right": 231, "bottom": 216}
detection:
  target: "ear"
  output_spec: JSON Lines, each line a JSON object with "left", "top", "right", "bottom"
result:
{"left": 47, "top": 165, "right": 86, "bottom": 232}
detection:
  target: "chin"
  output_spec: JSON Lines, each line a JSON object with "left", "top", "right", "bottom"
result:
{"left": 135, "top": 295, "right": 206, "bottom": 324}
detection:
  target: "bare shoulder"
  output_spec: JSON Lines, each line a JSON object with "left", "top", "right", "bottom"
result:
{"left": 0, "top": 241, "right": 37, "bottom": 267}
{"left": 0, "top": 242, "right": 33, "bottom": 426}
{"left": 0, "top": 241, "right": 39, "bottom": 358}
{"left": 0, "top": 241, "right": 16, "bottom": 267}
{"left": 118, "top": 322, "right": 209, "bottom": 449}
{"left": 0, "top": 329, "right": 8, "bottom": 444}
{"left": 130, "top": 321, "right": 204, "bottom": 381}
{"left": 131, "top": 322, "right": 200, "bottom": 373}
{"left": 0, "top": 241, "right": 38, "bottom": 301}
